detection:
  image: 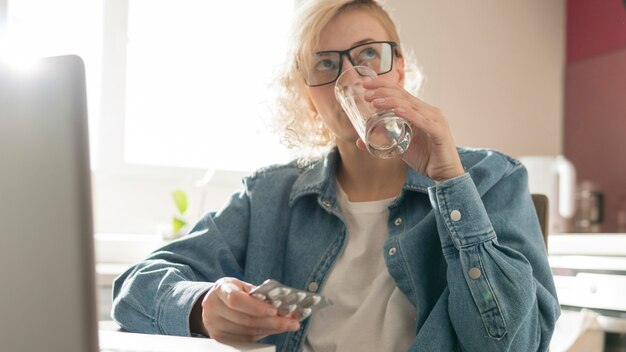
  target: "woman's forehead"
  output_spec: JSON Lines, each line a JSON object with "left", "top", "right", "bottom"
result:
{"left": 315, "top": 9, "right": 389, "bottom": 52}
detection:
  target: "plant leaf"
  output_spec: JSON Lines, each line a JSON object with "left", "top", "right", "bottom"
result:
{"left": 172, "top": 189, "right": 188, "bottom": 214}
{"left": 172, "top": 216, "right": 187, "bottom": 234}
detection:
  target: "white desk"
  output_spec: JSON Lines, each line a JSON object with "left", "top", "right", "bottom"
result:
{"left": 99, "top": 322, "right": 274, "bottom": 352}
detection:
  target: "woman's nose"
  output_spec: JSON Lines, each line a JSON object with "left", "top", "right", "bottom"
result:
{"left": 338, "top": 57, "right": 364, "bottom": 84}
{"left": 339, "top": 55, "right": 356, "bottom": 76}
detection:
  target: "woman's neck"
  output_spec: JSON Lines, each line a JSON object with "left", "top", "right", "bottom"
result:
{"left": 335, "top": 143, "right": 408, "bottom": 202}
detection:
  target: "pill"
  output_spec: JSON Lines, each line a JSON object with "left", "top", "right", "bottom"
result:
{"left": 301, "top": 308, "right": 312, "bottom": 318}
{"left": 296, "top": 292, "right": 307, "bottom": 301}
{"left": 252, "top": 293, "right": 266, "bottom": 301}
{"left": 268, "top": 288, "right": 282, "bottom": 300}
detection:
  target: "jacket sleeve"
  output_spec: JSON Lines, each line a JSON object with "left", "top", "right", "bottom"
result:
{"left": 428, "top": 165, "right": 560, "bottom": 351}
{"left": 111, "top": 187, "right": 251, "bottom": 336}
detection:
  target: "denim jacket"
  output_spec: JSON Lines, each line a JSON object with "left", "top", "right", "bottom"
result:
{"left": 112, "top": 147, "right": 560, "bottom": 352}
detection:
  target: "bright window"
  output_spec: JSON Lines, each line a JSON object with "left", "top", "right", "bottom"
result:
{"left": 2, "top": 0, "right": 294, "bottom": 173}
{"left": 124, "top": 0, "right": 293, "bottom": 171}
{"left": 2, "top": 0, "right": 103, "bottom": 165}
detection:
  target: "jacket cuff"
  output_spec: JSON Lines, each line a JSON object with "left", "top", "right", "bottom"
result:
{"left": 428, "top": 173, "right": 495, "bottom": 251}
{"left": 156, "top": 281, "right": 213, "bottom": 336}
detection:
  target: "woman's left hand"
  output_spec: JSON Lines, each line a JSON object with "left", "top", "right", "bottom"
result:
{"left": 362, "top": 78, "right": 465, "bottom": 182}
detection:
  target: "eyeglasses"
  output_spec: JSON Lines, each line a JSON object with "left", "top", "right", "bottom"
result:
{"left": 303, "top": 41, "right": 398, "bottom": 87}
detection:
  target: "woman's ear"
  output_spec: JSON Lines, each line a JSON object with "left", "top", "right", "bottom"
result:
{"left": 396, "top": 56, "right": 405, "bottom": 85}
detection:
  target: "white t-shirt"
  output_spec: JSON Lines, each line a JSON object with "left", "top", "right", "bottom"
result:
{"left": 303, "top": 183, "right": 417, "bottom": 352}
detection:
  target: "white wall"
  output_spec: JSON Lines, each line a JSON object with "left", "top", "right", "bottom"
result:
{"left": 387, "top": 0, "right": 565, "bottom": 157}
{"left": 93, "top": 0, "right": 566, "bottom": 234}
{"left": 92, "top": 170, "right": 245, "bottom": 234}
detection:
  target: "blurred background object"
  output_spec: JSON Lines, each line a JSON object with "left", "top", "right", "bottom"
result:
{"left": 573, "top": 181, "right": 604, "bottom": 233}
{"left": 519, "top": 155, "right": 577, "bottom": 234}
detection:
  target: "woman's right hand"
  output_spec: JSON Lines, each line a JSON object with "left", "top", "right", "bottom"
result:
{"left": 362, "top": 78, "right": 465, "bottom": 182}
{"left": 190, "top": 277, "right": 301, "bottom": 343}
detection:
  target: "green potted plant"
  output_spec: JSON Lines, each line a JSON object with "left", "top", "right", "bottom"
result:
{"left": 162, "top": 189, "right": 189, "bottom": 240}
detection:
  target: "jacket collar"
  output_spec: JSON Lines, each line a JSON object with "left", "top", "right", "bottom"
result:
{"left": 288, "top": 149, "right": 435, "bottom": 206}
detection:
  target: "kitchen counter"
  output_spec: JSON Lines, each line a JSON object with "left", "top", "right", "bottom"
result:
{"left": 548, "top": 233, "right": 626, "bottom": 350}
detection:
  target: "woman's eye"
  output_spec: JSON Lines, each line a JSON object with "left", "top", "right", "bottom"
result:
{"left": 358, "top": 47, "right": 379, "bottom": 61}
{"left": 314, "top": 59, "right": 337, "bottom": 72}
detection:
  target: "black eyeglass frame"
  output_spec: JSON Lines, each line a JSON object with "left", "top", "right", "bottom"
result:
{"left": 304, "top": 41, "right": 399, "bottom": 87}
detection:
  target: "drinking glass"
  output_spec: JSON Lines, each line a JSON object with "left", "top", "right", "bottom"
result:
{"left": 335, "top": 65, "right": 412, "bottom": 159}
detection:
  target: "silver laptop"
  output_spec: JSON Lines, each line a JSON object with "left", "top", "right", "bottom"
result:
{"left": 0, "top": 56, "right": 274, "bottom": 352}
{"left": 0, "top": 55, "right": 99, "bottom": 352}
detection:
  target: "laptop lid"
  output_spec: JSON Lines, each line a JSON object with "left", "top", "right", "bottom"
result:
{"left": 0, "top": 55, "right": 98, "bottom": 352}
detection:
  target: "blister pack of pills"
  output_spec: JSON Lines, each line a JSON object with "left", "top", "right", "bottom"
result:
{"left": 249, "top": 279, "right": 333, "bottom": 321}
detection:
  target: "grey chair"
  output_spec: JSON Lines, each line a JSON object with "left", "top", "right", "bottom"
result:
{"left": 531, "top": 193, "right": 549, "bottom": 249}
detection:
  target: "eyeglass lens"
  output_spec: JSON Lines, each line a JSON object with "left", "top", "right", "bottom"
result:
{"left": 306, "top": 42, "right": 394, "bottom": 87}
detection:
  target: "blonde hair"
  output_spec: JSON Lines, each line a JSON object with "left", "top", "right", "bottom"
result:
{"left": 273, "top": 0, "right": 422, "bottom": 162}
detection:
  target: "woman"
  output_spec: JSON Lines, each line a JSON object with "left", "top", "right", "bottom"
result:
{"left": 111, "top": 0, "right": 560, "bottom": 351}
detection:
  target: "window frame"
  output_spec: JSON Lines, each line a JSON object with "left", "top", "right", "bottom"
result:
{"left": 98, "top": 0, "right": 210, "bottom": 181}
{"left": 98, "top": 0, "right": 284, "bottom": 182}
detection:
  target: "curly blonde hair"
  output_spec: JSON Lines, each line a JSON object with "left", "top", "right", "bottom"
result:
{"left": 273, "top": 0, "right": 422, "bottom": 162}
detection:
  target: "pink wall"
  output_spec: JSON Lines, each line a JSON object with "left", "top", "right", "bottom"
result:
{"left": 565, "top": 49, "right": 626, "bottom": 232}
{"left": 567, "top": 0, "right": 626, "bottom": 62}
{"left": 565, "top": 0, "right": 626, "bottom": 232}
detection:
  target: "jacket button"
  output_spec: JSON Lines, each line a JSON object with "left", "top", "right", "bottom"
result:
{"left": 394, "top": 217, "right": 402, "bottom": 226}
{"left": 468, "top": 267, "right": 481, "bottom": 279}
{"left": 308, "top": 282, "right": 319, "bottom": 292}
{"left": 450, "top": 210, "right": 462, "bottom": 222}
{"left": 321, "top": 200, "right": 331, "bottom": 208}
{"left": 388, "top": 247, "right": 397, "bottom": 256}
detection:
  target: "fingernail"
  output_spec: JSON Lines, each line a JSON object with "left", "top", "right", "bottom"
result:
{"left": 266, "top": 308, "right": 277, "bottom": 316}
{"left": 364, "top": 90, "right": 375, "bottom": 97}
{"left": 289, "top": 321, "right": 300, "bottom": 331}
{"left": 394, "top": 108, "right": 406, "bottom": 114}
{"left": 373, "top": 98, "right": 386, "bottom": 104}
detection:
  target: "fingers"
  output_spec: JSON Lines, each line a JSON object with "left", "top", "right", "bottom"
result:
{"left": 201, "top": 278, "right": 300, "bottom": 343}
{"left": 212, "top": 301, "right": 300, "bottom": 333}
{"left": 362, "top": 78, "right": 464, "bottom": 179}
{"left": 363, "top": 78, "right": 417, "bottom": 100}
{"left": 368, "top": 95, "right": 447, "bottom": 139}
{"left": 207, "top": 328, "right": 267, "bottom": 343}
{"left": 217, "top": 281, "right": 276, "bottom": 317}
{"left": 355, "top": 138, "right": 367, "bottom": 150}
{"left": 210, "top": 312, "right": 297, "bottom": 338}
{"left": 362, "top": 80, "right": 448, "bottom": 140}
